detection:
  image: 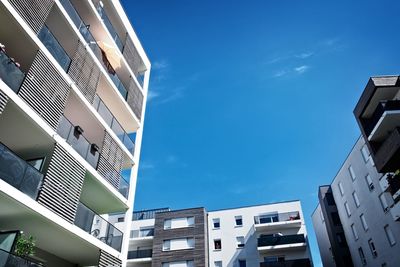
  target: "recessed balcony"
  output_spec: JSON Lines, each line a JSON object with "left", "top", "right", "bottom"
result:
{"left": 373, "top": 127, "right": 400, "bottom": 173}
{"left": 0, "top": 247, "right": 43, "bottom": 267}
{"left": 254, "top": 212, "right": 301, "bottom": 231}
{"left": 0, "top": 49, "right": 25, "bottom": 94}
{"left": 257, "top": 234, "right": 306, "bottom": 252}
{"left": 127, "top": 249, "right": 152, "bottom": 264}
{"left": 366, "top": 100, "right": 400, "bottom": 141}
{"left": 260, "top": 258, "right": 311, "bottom": 267}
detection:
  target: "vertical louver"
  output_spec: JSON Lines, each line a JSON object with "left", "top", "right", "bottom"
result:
{"left": 8, "top": 0, "right": 54, "bottom": 34}
{"left": 122, "top": 37, "right": 144, "bottom": 78}
{"left": 18, "top": 50, "right": 70, "bottom": 131}
{"left": 98, "top": 250, "right": 121, "bottom": 267}
{"left": 96, "top": 131, "right": 124, "bottom": 189}
{"left": 0, "top": 89, "right": 8, "bottom": 115}
{"left": 127, "top": 79, "right": 143, "bottom": 120}
{"left": 68, "top": 42, "right": 100, "bottom": 104}
{"left": 37, "top": 143, "right": 85, "bottom": 223}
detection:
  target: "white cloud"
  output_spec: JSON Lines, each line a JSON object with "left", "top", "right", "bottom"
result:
{"left": 273, "top": 70, "right": 287, "bottom": 77}
{"left": 139, "top": 161, "right": 155, "bottom": 170}
{"left": 294, "top": 65, "right": 309, "bottom": 74}
{"left": 152, "top": 60, "right": 168, "bottom": 70}
{"left": 295, "top": 52, "right": 314, "bottom": 59}
{"left": 147, "top": 90, "right": 160, "bottom": 102}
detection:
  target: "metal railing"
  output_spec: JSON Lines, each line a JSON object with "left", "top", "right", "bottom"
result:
{"left": 258, "top": 234, "right": 306, "bottom": 247}
{"left": 74, "top": 202, "right": 123, "bottom": 251}
{"left": 59, "top": 0, "right": 129, "bottom": 102}
{"left": 38, "top": 25, "right": 71, "bottom": 72}
{"left": 132, "top": 208, "right": 170, "bottom": 221}
{"left": 0, "top": 143, "right": 43, "bottom": 200}
{"left": 57, "top": 115, "right": 100, "bottom": 169}
{"left": 0, "top": 248, "right": 43, "bottom": 267}
{"left": 94, "top": 2, "right": 124, "bottom": 52}
{"left": 0, "top": 49, "right": 25, "bottom": 93}
{"left": 130, "top": 228, "right": 154, "bottom": 238}
{"left": 93, "top": 94, "right": 135, "bottom": 154}
{"left": 260, "top": 258, "right": 311, "bottom": 267}
{"left": 127, "top": 249, "right": 152, "bottom": 259}
{"left": 254, "top": 211, "right": 300, "bottom": 225}
{"left": 365, "top": 100, "right": 400, "bottom": 136}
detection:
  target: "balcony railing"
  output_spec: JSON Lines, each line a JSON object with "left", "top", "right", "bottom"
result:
{"left": 365, "top": 100, "right": 400, "bottom": 136}
{"left": 132, "top": 208, "right": 170, "bottom": 221}
{"left": 254, "top": 212, "right": 301, "bottom": 225}
{"left": 387, "top": 173, "right": 400, "bottom": 197}
{"left": 0, "top": 49, "right": 25, "bottom": 93}
{"left": 127, "top": 249, "right": 152, "bottom": 260}
{"left": 130, "top": 228, "right": 154, "bottom": 238}
{"left": 118, "top": 175, "right": 129, "bottom": 198}
{"left": 0, "top": 143, "right": 43, "bottom": 200}
{"left": 94, "top": 2, "right": 124, "bottom": 52}
{"left": 74, "top": 202, "right": 123, "bottom": 251}
{"left": 260, "top": 259, "right": 311, "bottom": 267}
{"left": 97, "top": 155, "right": 130, "bottom": 198}
{"left": 57, "top": 115, "right": 100, "bottom": 169}
{"left": 38, "top": 25, "right": 71, "bottom": 72}
{"left": 0, "top": 248, "right": 43, "bottom": 267}
{"left": 93, "top": 94, "right": 134, "bottom": 154}
{"left": 60, "top": 0, "right": 129, "bottom": 102}
{"left": 258, "top": 234, "right": 306, "bottom": 247}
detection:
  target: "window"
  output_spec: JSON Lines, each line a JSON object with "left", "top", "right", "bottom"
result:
{"left": 264, "top": 256, "right": 285, "bottom": 263}
{"left": 358, "top": 247, "right": 367, "bottom": 265}
{"left": 117, "top": 217, "right": 124, "bottom": 222}
{"left": 162, "top": 261, "right": 194, "bottom": 267}
{"left": 258, "top": 213, "right": 278, "bottom": 223}
{"left": 27, "top": 157, "right": 45, "bottom": 171}
{"left": 338, "top": 182, "right": 345, "bottom": 196}
{"left": 164, "top": 217, "right": 195, "bottom": 230}
{"left": 360, "top": 214, "right": 368, "bottom": 231}
{"left": 162, "top": 238, "right": 194, "bottom": 251}
{"left": 384, "top": 225, "right": 396, "bottom": 246}
{"left": 331, "top": 212, "right": 341, "bottom": 226}
{"left": 238, "top": 259, "right": 246, "bottom": 267}
{"left": 344, "top": 202, "right": 351, "bottom": 217}
{"left": 351, "top": 224, "right": 359, "bottom": 240}
{"left": 236, "top": 236, "right": 245, "bottom": 248}
{"left": 235, "top": 216, "right": 243, "bottom": 227}
{"left": 361, "top": 145, "right": 370, "bottom": 162}
{"left": 348, "top": 165, "right": 356, "bottom": 181}
{"left": 214, "top": 239, "right": 222, "bottom": 250}
{"left": 213, "top": 218, "right": 220, "bottom": 229}
{"left": 352, "top": 191, "right": 360, "bottom": 207}
{"left": 368, "top": 239, "right": 378, "bottom": 258}
{"left": 365, "top": 174, "right": 374, "bottom": 191}
{"left": 214, "top": 261, "right": 222, "bottom": 267}
{"left": 379, "top": 194, "right": 390, "bottom": 212}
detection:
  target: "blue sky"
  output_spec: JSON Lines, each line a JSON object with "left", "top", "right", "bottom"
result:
{"left": 121, "top": 0, "right": 400, "bottom": 266}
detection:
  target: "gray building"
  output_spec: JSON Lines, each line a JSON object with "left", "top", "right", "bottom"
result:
{"left": 313, "top": 136, "right": 400, "bottom": 267}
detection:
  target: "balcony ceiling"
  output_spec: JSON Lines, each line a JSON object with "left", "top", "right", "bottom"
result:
{"left": 363, "top": 86, "right": 400, "bottom": 118}
{"left": 369, "top": 111, "right": 400, "bottom": 141}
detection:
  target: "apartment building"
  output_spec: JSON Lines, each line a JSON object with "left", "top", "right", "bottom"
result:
{"left": 313, "top": 136, "right": 400, "bottom": 266}
{"left": 115, "top": 201, "right": 313, "bottom": 267}
{"left": 0, "top": 0, "right": 150, "bottom": 266}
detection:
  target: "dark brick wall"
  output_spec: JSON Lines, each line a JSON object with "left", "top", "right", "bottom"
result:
{"left": 152, "top": 208, "right": 208, "bottom": 267}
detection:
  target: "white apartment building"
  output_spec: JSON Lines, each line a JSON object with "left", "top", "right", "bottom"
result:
{"left": 208, "top": 201, "right": 312, "bottom": 267}
{"left": 117, "top": 201, "right": 313, "bottom": 267}
{"left": 0, "top": 0, "right": 150, "bottom": 266}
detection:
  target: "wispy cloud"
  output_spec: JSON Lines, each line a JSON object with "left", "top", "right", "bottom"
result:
{"left": 273, "top": 70, "right": 287, "bottom": 77}
{"left": 152, "top": 60, "right": 169, "bottom": 70}
{"left": 294, "top": 65, "right": 309, "bottom": 74}
{"left": 295, "top": 52, "right": 314, "bottom": 59}
{"left": 158, "top": 86, "right": 186, "bottom": 104}
{"left": 139, "top": 161, "right": 155, "bottom": 170}
{"left": 147, "top": 90, "right": 160, "bottom": 102}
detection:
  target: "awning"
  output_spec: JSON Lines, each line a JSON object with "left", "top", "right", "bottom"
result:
{"left": 97, "top": 41, "right": 122, "bottom": 70}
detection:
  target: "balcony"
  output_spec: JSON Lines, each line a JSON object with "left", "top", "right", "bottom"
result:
{"left": 260, "top": 258, "right": 311, "bottom": 267}
{"left": 374, "top": 127, "right": 400, "bottom": 173}
{"left": 0, "top": 49, "right": 25, "bottom": 93}
{"left": 131, "top": 229, "right": 154, "bottom": 238}
{"left": 57, "top": 115, "right": 100, "bottom": 169}
{"left": 127, "top": 249, "right": 152, "bottom": 260}
{"left": 37, "top": 25, "right": 72, "bottom": 72}
{"left": 93, "top": 94, "right": 134, "bottom": 154}
{"left": 0, "top": 248, "right": 43, "bottom": 267}
{"left": 132, "top": 208, "right": 170, "bottom": 221}
{"left": 387, "top": 173, "right": 400, "bottom": 201}
{"left": 94, "top": 2, "right": 124, "bottom": 52}
{"left": 365, "top": 100, "right": 400, "bottom": 141}
{"left": 0, "top": 142, "right": 43, "bottom": 200}
{"left": 74, "top": 202, "right": 123, "bottom": 251}
{"left": 254, "top": 212, "right": 301, "bottom": 231}
{"left": 257, "top": 234, "right": 306, "bottom": 252}
{"left": 130, "top": 228, "right": 154, "bottom": 246}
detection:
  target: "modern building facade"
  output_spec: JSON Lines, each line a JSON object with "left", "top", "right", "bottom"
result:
{"left": 117, "top": 201, "right": 313, "bottom": 267}
{"left": 0, "top": 0, "right": 150, "bottom": 266}
{"left": 313, "top": 136, "right": 400, "bottom": 267}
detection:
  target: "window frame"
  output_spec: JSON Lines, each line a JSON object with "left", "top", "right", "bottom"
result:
{"left": 360, "top": 214, "right": 368, "bottom": 232}
{"left": 351, "top": 223, "right": 359, "bottom": 240}
{"left": 348, "top": 165, "right": 356, "bottom": 181}
{"left": 235, "top": 216, "right": 243, "bottom": 227}
{"left": 368, "top": 239, "right": 378, "bottom": 258}
{"left": 384, "top": 225, "right": 396, "bottom": 246}
{"left": 352, "top": 191, "right": 360, "bottom": 208}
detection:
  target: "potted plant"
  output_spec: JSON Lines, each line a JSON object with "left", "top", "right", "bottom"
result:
{"left": 14, "top": 233, "right": 35, "bottom": 258}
